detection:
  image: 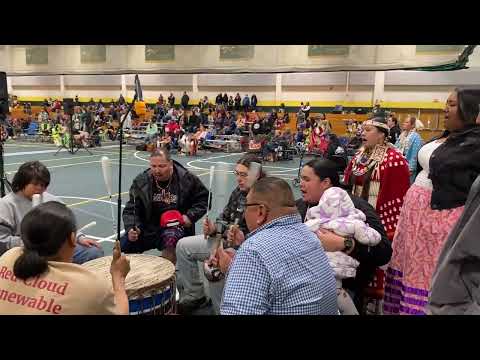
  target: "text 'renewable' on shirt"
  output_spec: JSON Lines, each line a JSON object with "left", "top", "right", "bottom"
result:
{"left": 0, "top": 248, "right": 118, "bottom": 315}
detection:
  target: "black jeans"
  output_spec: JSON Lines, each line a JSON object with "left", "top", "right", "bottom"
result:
{"left": 120, "top": 228, "right": 164, "bottom": 253}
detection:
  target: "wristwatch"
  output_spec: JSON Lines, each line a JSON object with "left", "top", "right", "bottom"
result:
{"left": 342, "top": 235, "right": 355, "bottom": 253}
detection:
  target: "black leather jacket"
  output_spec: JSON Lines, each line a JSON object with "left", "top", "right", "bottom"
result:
{"left": 417, "top": 124, "right": 480, "bottom": 210}
{"left": 122, "top": 161, "right": 208, "bottom": 237}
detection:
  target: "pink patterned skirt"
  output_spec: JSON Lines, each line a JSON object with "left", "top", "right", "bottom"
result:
{"left": 383, "top": 184, "right": 464, "bottom": 315}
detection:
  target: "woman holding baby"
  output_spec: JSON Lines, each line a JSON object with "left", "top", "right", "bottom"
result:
{"left": 296, "top": 158, "right": 394, "bottom": 314}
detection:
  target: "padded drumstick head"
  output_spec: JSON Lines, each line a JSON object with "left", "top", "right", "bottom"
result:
{"left": 206, "top": 165, "right": 215, "bottom": 217}
{"left": 101, "top": 156, "right": 113, "bottom": 196}
{"left": 246, "top": 161, "right": 261, "bottom": 189}
{"left": 32, "top": 194, "right": 41, "bottom": 208}
{"left": 208, "top": 165, "right": 215, "bottom": 191}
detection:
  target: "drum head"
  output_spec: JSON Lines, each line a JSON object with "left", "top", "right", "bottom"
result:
{"left": 83, "top": 254, "right": 175, "bottom": 300}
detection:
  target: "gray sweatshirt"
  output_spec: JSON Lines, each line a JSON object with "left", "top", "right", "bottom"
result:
{"left": 0, "top": 192, "right": 71, "bottom": 255}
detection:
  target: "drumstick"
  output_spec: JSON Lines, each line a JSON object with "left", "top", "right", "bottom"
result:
{"left": 32, "top": 194, "right": 42, "bottom": 208}
{"left": 206, "top": 165, "right": 215, "bottom": 218}
{"left": 304, "top": 205, "right": 310, "bottom": 223}
{"left": 204, "top": 165, "right": 215, "bottom": 239}
{"left": 228, "top": 218, "right": 240, "bottom": 248}
{"left": 78, "top": 221, "right": 97, "bottom": 233}
{"left": 246, "top": 161, "right": 261, "bottom": 189}
{"left": 101, "top": 156, "right": 116, "bottom": 236}
{"left": 132, "top": 189, "right": 137, "bottom": 231}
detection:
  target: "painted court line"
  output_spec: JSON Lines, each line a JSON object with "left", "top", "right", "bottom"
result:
{"left": 197, "top": 159, "right": 297, "bottom": 171}
{"left": 63, "top": 192, "right": 129, "bottom": 207}
{"left": 4, "top": 152, "right": 124, "bottom": 167}
{"left": 107, "top": 230, "right": 125, "bottom": 239}
{"left": 5, "top": 143, "right": 57, "bottom": 149}
{"left": 186, "top": 153, "right": 245, "bottom": 171}
{"left": 83, "top": 235, "right": 115, "bottom": 243}
{"left": 133, "top": 151, "right": 227, "bottom": 172}
{"left": 112, "top": 162, "right": 148, "bottom": 168}
{"left": 4, "top": 149, "right": 67, "bottom": 157}
{"left": 4, "top": 144, "right": 131, "bottom": 158}
{"left": 188, "top": 158, "right": 297, "bottom": 174}
{"left": 5, "top": 159, "right": 116, "bottom": 175}
{"left": 72, "top": 206, "right": 117, "bottom": 222}
{"left": 60, "top": 195, "right": 127, "bottom": 208}
{"left": 133, "top": 151, "right": 151, "bottom": 162}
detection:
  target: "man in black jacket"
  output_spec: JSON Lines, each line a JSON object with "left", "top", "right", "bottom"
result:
{"left": 234, "top": 93, "right": 241, "bottom": 111}
{"left": 168, "top": 93, "right": 175, "bottom": 108}
{"left": 215, "top": 93, "right": 223, "bottom": 105}
{"left": 121, "top": 148, "right": 208, "bottom": 264}
{"left": 185, "top": 109, "right": 201, "bottom": 133}
{"left": 296, "top": 158, "right": 392, "bottom": 313}
{"left": 251, "top": 94, "right": 258, "bottom": 111}
{"left": 387, "top": 116, "right": 401, "bottom": 144}
{"left": 181, "top": 92, "right": 189, "bottom": 110}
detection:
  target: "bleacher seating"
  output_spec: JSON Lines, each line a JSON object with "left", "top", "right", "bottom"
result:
{"left": 8, "top": 104, "right": 444, "bottom": 142}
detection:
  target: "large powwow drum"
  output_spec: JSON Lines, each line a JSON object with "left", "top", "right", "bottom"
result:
{"left": 83, "top": 254, "right": 176, "bottom": 315}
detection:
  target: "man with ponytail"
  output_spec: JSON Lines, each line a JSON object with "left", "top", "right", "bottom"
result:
{"left": 0, "top": 202, "right": 130, "bottom": 315}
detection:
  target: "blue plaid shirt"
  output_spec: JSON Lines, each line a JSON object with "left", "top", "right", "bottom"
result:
{"left": 220, "top": 213, "right": 338, "bottom": 315}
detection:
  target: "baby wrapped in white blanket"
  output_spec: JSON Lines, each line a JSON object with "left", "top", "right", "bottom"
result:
{"left": 305, "top": 187, "right": 381, "bottom": 314}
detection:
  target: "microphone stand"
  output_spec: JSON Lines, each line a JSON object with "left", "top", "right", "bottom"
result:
{"left": 115, "top": 91, "right": 138, "bottom": 242}
{"left": 69, "top": 114, "right": 74, "bottom": 154}
{"left": 0, "top": 120, "right": 11, "bottom": 197}
{"left": 0, "top": 141, "right": 8, "bottom": 197}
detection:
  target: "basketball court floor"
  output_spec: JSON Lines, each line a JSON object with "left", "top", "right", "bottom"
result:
{"left": 2, "top": 140, "right": 305, "bottom": 256}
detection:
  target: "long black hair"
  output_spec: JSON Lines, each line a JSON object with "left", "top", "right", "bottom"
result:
{"left": 455, "top": 87, "right": 480, "bottom": 125}
{"left": 304, "top": 158, "right": 340, "bottom": 187}
{"left": 13, "top": 202, "right": 77, "bottom": 280}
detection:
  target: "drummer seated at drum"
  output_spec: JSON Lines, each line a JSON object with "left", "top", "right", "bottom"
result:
{"left": 176, "top": 154, "right": 265, "bottom": 315}
{"left": 121, "top": 148, "right": 209, "bottom": 264}
{"left": 0, "top": 161, "right": 104, "bottom": 264}
{"left": 0, "top": 202, "right": 130, "bottom": 315}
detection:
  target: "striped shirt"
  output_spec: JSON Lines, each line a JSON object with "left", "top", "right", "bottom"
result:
{"left": 220, "top": 213, "right": 338, "bottom": 315}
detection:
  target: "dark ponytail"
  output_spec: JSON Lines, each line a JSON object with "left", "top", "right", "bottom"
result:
{"left": 13, "top": 250, "right": 48, "bottom": 280}
{"left": 13, "top": 201, "right": 77, "bottom": 280}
